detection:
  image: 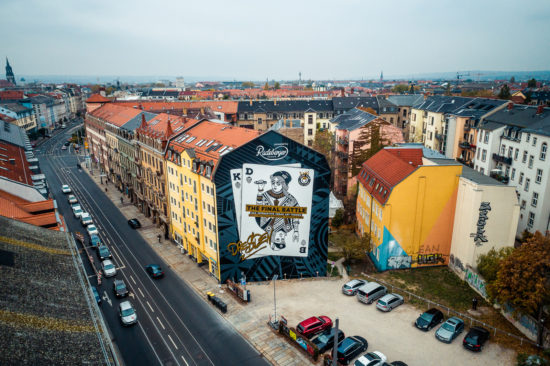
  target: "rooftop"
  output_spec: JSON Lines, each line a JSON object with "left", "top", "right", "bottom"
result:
{"left": 331, "top": 108, "right": 378, "bottom": 131}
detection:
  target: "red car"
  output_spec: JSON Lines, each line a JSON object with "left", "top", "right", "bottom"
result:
{"left": 296, "top": 316, "right": 332, "bottom": 338}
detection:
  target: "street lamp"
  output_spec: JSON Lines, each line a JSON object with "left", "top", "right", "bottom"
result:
{"left": 272, "top": 274, "right": 278, "bottom": 325}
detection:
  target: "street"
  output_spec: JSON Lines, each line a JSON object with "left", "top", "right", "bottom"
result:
{"left": 35, "top": 124, "right": 270, "bottom": 366}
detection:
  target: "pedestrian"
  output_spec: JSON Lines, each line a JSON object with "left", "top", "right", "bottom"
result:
{"left": 105, "top": 187, "right": 108, "bottom": 193}
{"left": 120, "top": 197, "right": 123, "bottom": 204}
{"left": 157, "top": 234, "right": 161, "bottom": 243}
{"left": 472, "top": 297, "right": 478, "bottom": 310}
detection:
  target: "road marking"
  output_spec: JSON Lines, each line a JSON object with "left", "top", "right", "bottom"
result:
{"left": 102, "top": 291, "right": 112, "bottom": 307}
{"left": 168, "top": 334, "right": 178, "bottom": 350}
{"left": 157, "top": 316, "right": 165, "bottom": 330}
{"left": 138, "top": 287, "right": 144, "bottom": 297}
{"left": 181, "top": 355, "right": 189, "bottom": 366}
{"left": 146, "top": 301, "right": 154, "bottom": 313}
{"left": 130, "top": 275, "right": 136, "bottom": 284}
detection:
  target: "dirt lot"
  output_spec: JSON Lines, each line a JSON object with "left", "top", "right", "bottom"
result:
{"left": 246, "top": 277, "right": 516, "bottom": 366}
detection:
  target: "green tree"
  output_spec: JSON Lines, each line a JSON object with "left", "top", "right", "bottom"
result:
{"left": 476, "top": 247, "right": 514, "bottom": 284}
{"left": 528, "top": 78, "right": 537, "bottom": 88}
{"left": 498, "top": 84, "right": 511, "bottom": 99}
{"left": 510, "top": 76, "right": 516, "bottom": 83}
{"left": 329, "top": 230, "right": 372, "bottom": 263}
{"left": 312, "top": 129, "right": 334, "bottom": 170}
{"left": 241, "top": 81, "right": 255, "bottom": 88}
{"left": 332, "top": 208, "right": 344, "bottom": 228}
{"left": 392, "top": 84, "right": 409, "bottom": 94}
{"left": 263, "top": 82, "right": 269, "bottom": 90}
{"left": 350, "top": 120, "right": 391, "bottom": 176}
{"left": 444, "top": 83, "right": 452, "bottom": 96}
{"left": 274, "top": 81, "right": 280, "bottom": 90}
{"left": 489, "top": 232, "right": 550, "bottom": 347}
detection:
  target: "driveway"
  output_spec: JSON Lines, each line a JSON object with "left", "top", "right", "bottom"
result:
{"left": 245, "top": 277, "right": 516, "bottom": 366}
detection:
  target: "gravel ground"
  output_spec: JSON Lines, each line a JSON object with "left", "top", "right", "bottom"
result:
{"left": 245, "top": 277, "right": 516, "bottom": 366}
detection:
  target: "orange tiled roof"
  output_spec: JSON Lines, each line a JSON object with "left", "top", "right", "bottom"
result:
{"left": 0, "top": 141, "right": 33, "bottom": 185}
{"left": 137, "top": 113, "right": 199, "bottom": 140}
{"left": 0, "top": 113, "right": 16, "bottom": 122}
{"left": 167, "top": 121, "right": 260, "bottom": 171}
{"left": 114, "top": 101, "right": 239, "bottom": 115}
{"left": 89, "top": 103, "right": 143, "bottom": 127}
{"left": 0, "top": 90, "right": 24, "bottom": 100}
{"left": 0, "top": 191, "right": 61, "bottom": 230}
{"left": 86, "top": 94, "right": 111, "bottom": 103}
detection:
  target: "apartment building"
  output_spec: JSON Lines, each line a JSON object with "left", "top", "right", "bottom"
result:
{"left": 386, "top": 94, "right": 424, "bottom": 141}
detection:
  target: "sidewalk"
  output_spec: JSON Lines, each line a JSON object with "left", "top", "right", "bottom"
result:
{"left": 82, "top": 165, "right": 313, "bottom": 366}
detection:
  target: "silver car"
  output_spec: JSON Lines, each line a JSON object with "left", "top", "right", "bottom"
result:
{"left": 376, "top": 293, "right": 404, "bottom": 312}
{"left": 102, "top": 259, "right": 117, "bottom": 277}
{"left": 342, "top": 279, "right": 367, "bottom": 296}
{"left": 119, "top": 301, "right": 137, "bottom": 326}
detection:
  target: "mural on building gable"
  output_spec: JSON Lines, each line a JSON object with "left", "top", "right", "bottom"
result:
{"left": 473, "top": 202, "right": 491, "bottom": 246}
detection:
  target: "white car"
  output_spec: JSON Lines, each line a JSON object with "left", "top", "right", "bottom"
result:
{"left": 87, "top": 224, "right": 98, "bottom": 236}
{"left": 354, "top": 351, "right": 387, "bottom": 366}
{"left": 102, "top": 259, "right": 117, "bottom": 277}
{"left": 68, "top": 194, "right": 78, "bottom": 204}
{"left": 73, "top": 207, "right": 83, "bottom": 218}
{"left": 119, "top": 300, "right": 137, "bottom": 326}
{"left": 80, "top": 213, "right": 93, "bottom": 226}
{"left": 61, "top": 184, "right": 71, "bottom": 193}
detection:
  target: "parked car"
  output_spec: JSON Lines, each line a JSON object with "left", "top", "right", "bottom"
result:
{"left": 337, "top": 336, "right": 368, "bottom": 365}
{"left": 90, "top": 234, "right": 101, "bottom": 248}
{"left": 435, "top": 317, "right": 465, "bottom": 343}
{"left": 128, "top": 218, "right": 142, "bottom": 229}
{"left": 113, "top": 279, "right": 129, "bottom": 298}
{"left": 390, "top": 362, "right": 408, "bottom": 366}
{"left": 91, "top": 286, "right": 101, "bottom": 305}
{"left": 463, "top": 326, "right": 490, "bottom": 352}
{"left": 68, "top": 194, "right": 78, "bottom": 204}
{"left": 342, "top": 279, "right": 367, "bottom": 296}
{"left": 376, "top": 293, "right": 404, "bottom": 312}
{"left": 81, "top": 213, "right": 93, "bottom": 226}
{"left": 415, "top": 308, "right": 444, "bottom": 331}
{"left": 355, "top": 351, "right": 387, "bottom": 366}
{"left": 101, "top": 259, "right": 116, "bottom": 277}
{"left": 97, "top": 245, "right": 111, "bottom": 260}
{"left": 87, "top": 224, "right": 98, "bottom": 236}
{"left": 297, "top": 316, "right": 333, "bottom": 338}
{"left": 145, "top": 264, "right": 164, "bottom": 278}
{"left": 61, "top": 145, "right": 67, "bottom": 150}
{"left": 61, "top": 184, "right": 71, "bottom": 193}
{"left": 70, "top": 202, "right": 81, "bottom": 210}
{"left": 311, "top": 328, "right": 345, "bottom": 354}
{"left": 119, "top": 300, "right": 137, "bottom": 326}
{"left": 64, "top": 141, "right": 70, "bottom": 146}
{"left": 73, "top": 207, "right": 83, "bottom": 218}
{"left": 357, "top": 282, "right": 387, "bottom": 304}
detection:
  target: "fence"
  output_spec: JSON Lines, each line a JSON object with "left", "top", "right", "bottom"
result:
{"left": 360, "top": 272, "right": 539, "bottom": 348}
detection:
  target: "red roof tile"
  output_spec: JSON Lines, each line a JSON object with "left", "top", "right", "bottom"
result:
{"left": 0, "top": 141, "right": 33, "bottom": 185}
{"left": 86, "top": 94, "right": 111, "bottom": 103}
{"left": 0, "top": 90, "right": 24, "bottom": 100}
{"left": 89, "top": 103, "right": 143, "bottom": 127}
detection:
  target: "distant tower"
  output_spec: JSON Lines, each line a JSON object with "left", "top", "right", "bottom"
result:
{"left": 5, "top": 58, "right": 16, "bottom": 85}
{"left": 299, "top": 72, "right": 302, "bottom": 83}
{"left": 380, "top": 70, "right": 383, "bottom": 82}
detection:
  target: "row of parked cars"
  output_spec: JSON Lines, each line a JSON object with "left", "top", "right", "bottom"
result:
{"left": 295, "top": 315, "right": 406, "bottom": 366}
{"left": 342, "top": 279, "right": 490, "bottom": 352}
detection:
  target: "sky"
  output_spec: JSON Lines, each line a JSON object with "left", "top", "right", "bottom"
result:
{"left": 1, "top": 0, "right": 550, "bottom": 81}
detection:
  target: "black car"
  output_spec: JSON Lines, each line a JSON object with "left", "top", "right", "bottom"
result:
{"left": 128, "top": 218, "right": 141, "bottom": 229}
{"left": 113, "top": 279, "right": 129, "bottom": 298}
{"left": 390, "top": 362, "right": 408, "bottom": 366}
{"left": 463, "top": 326, "right": 489, "bottom": 352}
{"left": 415, "top": 308, "right": 444, "bottom": 331}
{"left": 337, "top": 336, "right": 368, "bottom": 365}
{"left": 311, "top": 328, "right": 345, "bottom": 354}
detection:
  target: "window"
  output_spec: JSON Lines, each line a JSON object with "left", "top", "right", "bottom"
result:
{"left": 257, "top": 118, "right": 263, "bottom": 125}
{"left": 526, "top": 133, "right": 531, "bottom": 143}
{"left": 521, "top": 200, "right": 526, "bottom": 209}
{"left": 536, "top": 169, "right": 543, "bottom": 184}
{"left": 308, "top": 115, "right": 313, "bottom": 125}
{"left": 528, "top": 212, "right": 535, "bottom": 228}
{"left": 308, "top": 129, "right": 313, "bottom": 136}
{"left": 533, "top": 137, "right": 538, "bottom": 146}
{"left": 429, "top": 132, "right": 433, "bottom": 140}
{"left": 541, "top": 143, "right": 547, "bottom": 161}
{"left": 412, "top": 114, "right": 416, "bottom": 121}
{"left": 484, "top": 132, "right": 489, "bottom": 143}
{"left": 430, "top": 116, "right": 434, "bottom": 126}
{"left": 482, "top": 149, "right": 487, "bottom": 162}
{"left": 508, "top": 147, "right": 513, "bottom": 158}
{"left": 532, "top": 192, "right": 539, "bottom": 207}
{"left": 511, "top": 168, "right": 516, "bottom": 180}
{"left": 501, "top": 145, "right": 506, "bottom": 155}
{"left": 476, "top": 148, "right": 480, "bottom": 160}
{"left": 528, "top": 155, "right": 534, "bottom": 168}
{"left": 525, "top": 178, "right": 530, "bottom": 192}
{"left": 514, "top": 149, "right": 519, "bottom": 161}
{"left": 522, "top": 151, "right": 528, "bottom": 163}
{"left": 519, "top": 172, "right": 524, "bottom": 184}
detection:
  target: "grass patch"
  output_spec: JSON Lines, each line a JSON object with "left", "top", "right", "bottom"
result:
{"left": 326, "top": 264, "right": 340, "bottom": 277}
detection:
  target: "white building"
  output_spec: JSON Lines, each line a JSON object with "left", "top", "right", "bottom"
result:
{"left": 474, "top": 104, "right": 550, "bottom": 236}
{"left": 176, "top": 77, "right": 185, "bottom": 89}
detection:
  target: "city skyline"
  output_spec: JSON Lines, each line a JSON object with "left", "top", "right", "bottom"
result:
{"left": 2, "top": 0, "right": 550, "bottom": 80}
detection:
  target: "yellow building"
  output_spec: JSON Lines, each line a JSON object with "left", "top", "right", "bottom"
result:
{"left": 356, "top": 147, "right": 462, "bottom": 270}
{"left": 166, "top": 121, "right": 260, "bottom": 278}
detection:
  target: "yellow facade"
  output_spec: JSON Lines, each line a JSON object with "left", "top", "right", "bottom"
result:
{"left": 167, "top": 150, "right": 220, "bottom": 278}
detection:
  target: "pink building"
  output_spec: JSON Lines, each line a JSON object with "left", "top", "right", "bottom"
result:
{"left": 332, "top": 108, "right": 404, "bottom": 198}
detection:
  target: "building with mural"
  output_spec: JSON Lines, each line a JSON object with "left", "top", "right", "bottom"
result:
{"left": 356, "top": 144, "right": 518, "bottom": 272}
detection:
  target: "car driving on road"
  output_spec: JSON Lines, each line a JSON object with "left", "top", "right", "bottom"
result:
{"left": 145, "top": 264, "right": 164, "bottom": 278}
{"left": 101, "top": 259, "right": 116, "bottom": 277}
{"left": 97, "top": 245, "right": 111, "bottom": 260}
{"left": 113, "top": 279, "right": 129, "bottom": 298}
{"left": 119, "top": 301, "right": 137, "bottom": 326}
{"left": 87, "top": 224, "right": 98, "bottom": 236}
{"left": 61, "top": 184, "right": 71, "bottom": 193}
{"left": 68, "top": 194, "right": 78, "bottom": 204}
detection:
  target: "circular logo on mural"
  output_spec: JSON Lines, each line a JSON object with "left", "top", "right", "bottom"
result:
{"left": 298, "top": 171, "right": 311, "bottom": 186}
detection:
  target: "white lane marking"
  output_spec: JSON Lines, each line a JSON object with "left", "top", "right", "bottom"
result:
{"left": 146, "top": 301, "right": 154, "bottom": 313}
{"left": 181, "top": 355, "right": 189, "bottom": 366}
{"left": 157, "top": 316, "right": 165, "bottom": 330}
{"left": 130, "top": 275, "right": 136, "bottom": 284}
{"left": 138, "top": 287, "right": 144, "bottom": 297}
{"left": 168, "top": 334, "right": 178, "bottom": 350}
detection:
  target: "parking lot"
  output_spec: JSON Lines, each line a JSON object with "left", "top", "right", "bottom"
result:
{"left": 246, "top": 277, "right": 516, "bottom": 366}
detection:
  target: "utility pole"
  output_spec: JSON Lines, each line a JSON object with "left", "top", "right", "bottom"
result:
{"left": 272, "top": 274, "right": 278, "bottom": 324}
{"left": 332, "top": 318, "right": 339, "bottom": 366}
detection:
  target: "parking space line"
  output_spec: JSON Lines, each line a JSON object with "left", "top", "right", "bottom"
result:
{"left": 157, "top": 317, "right": 165, "bottom": 330}
{"left": 138, "top": 287, "right": 144, "bottom": 297}
{"left": 146, "top": 301, "right": 154, "bottom": 313}
{"left": 130, "top": 275, "right": 136, "bottom": 284}
{"left": 168, "top": 334, "right": 178, "bottom": 350}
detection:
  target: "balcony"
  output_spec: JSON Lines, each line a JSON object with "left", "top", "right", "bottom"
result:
{"left": 463, "top": 125, "right": 471, "bottom": 132}
{"left": 336, "top": 151, "right": 348, "bottom": 160}
{"left": 492, "top": 153, "right": 512, "bottom": 165}
{"left": 435, "top": 132, "right": 444, "bottom": 141}
{"left": 459, "top": 141, "right": 471, "bottom": 149}
{"left": 490, "top": 172, "right": 510, "bottom": 184}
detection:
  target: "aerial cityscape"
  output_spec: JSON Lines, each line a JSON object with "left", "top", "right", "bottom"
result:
{"left": 1, "top": 1, "right": 550, "bottom": 365}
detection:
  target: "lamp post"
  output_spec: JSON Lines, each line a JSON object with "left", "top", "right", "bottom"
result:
{"left": 272, "top": 274, "right": 278, "bottom": 325}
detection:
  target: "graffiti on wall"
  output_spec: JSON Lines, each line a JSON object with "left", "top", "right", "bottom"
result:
{"left": 415, "top": 253, "right": 445, "bottom": 265}
{"left": 387, "top": 256, "right": 412, "bottom": 269}
{"left": 473, "top": 202, "right": 491, "bottom": 246}
{"left": 449, "top": 254, "right": 465, "bottom": 272}
{"left": 465, "top": 268, "right": 488, "bottom": 298}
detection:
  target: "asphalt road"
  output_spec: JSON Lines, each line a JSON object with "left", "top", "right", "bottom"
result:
{"left": 35, "top": 123, "right": 270, "bottom": 366}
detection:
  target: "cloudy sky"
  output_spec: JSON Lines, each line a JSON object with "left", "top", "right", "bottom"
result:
{"left": 2, "top": 0, "right": 549, "bottom": 80}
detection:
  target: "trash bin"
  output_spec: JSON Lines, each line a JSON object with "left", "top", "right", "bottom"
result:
{"left": 219, "top": 302, "right": 227, "bottom": 313}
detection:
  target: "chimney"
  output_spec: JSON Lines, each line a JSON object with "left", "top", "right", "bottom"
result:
{"left": 536, "top": 105, "right": 544, "bottom": 115}
{"left": 183, "top": 108, "right": 187, "bottom": 115}
{"left": 274, "top": 99, "right": 277, "bottom": 106}
{"left": 249, "top": 100, "right": 252, "bottom": 106}
{"left": 507, "top": 102, "right": 513, "bottom": 110}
